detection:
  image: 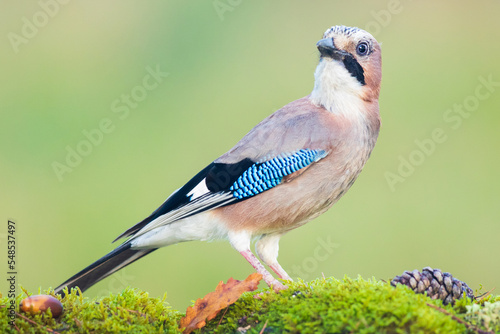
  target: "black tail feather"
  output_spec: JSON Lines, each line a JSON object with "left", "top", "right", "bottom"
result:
{"left": 54, "top": 243, "right": 157, "bottom": 296}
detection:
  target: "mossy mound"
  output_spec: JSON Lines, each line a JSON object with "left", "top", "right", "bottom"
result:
{"left": 203, "top": 276, "right": 492, "bottom": 333}
{"left": 1, "top": 276, "right": 499, "bottom": 333}
{"left": 0, "top": 288, "right": 182, "bottom": 333}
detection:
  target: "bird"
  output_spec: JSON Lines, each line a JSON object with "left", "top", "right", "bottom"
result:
{"left": 54, "top": 25, "right": 382, "bottom": 295}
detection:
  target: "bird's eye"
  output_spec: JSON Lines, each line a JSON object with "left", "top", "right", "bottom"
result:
{"left": 356, "top": 42, "right": 369, "bottom": 56}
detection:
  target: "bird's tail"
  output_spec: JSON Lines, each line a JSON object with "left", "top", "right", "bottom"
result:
{"left": 54, "top": 243, "right": 157, "bottom": 296}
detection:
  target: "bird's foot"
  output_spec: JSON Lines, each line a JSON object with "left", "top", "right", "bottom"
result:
{"left": 271, "top": 280, "right": 288, "bottom": 292}
{"left": 253, "top": 280, "right": 288, "bottom": 299}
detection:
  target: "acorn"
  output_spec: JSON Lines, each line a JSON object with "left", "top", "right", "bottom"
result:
{"left": 19, "top": 295, "right": 63, "bottom": 318}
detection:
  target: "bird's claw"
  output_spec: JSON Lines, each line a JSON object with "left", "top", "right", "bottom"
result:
{"left": 271, "top": 280, "right": 288, "bottom": 292}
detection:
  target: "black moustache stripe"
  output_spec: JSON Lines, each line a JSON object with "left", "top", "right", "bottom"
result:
{"left": 342, "top": 55, "right": 365, "bottom": 85}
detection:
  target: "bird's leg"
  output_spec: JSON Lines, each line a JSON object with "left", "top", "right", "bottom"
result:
{"left": 239, "top": 250, "right": 287, "bottom": 291}
{"left": 269, "top": 263, "right": 293, "bottom": 281}
{"left": 229, "top": 230, "right": 287, "bottom": 291}
{"left": 255, "top": 233, "right": 293, "bottom": 282}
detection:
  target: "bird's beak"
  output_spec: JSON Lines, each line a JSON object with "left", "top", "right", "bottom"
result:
{"left": 317, "top": 38, "right": 346, "bottom": 60}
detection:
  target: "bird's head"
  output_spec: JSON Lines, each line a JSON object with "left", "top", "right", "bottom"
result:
{"left": 311, "top": 25, "right": 382, "bottom": 115}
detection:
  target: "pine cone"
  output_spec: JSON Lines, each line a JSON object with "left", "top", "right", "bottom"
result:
{"left": 390, "top": 267, "right": 474, "bottom": 305}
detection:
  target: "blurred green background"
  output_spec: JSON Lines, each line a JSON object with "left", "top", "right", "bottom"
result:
{"left": 1, "top": 1, "right": 499, "bottom": 311}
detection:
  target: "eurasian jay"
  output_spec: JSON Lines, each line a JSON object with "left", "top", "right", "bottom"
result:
{"left": 55, "top": 25, "right": 382, "bottom": 295}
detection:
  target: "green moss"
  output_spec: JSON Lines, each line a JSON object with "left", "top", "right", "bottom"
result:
{"left": 203, "top": 277, "right": 471, "bottom": 334}
{"left": 0, "top": 288, "right": 182, "bottom": 333}
{"left": 465, "top": 300, "right": 500, "bottom": 333}
{"left": 1, "top": 277, "right": 498, "bottom": 333}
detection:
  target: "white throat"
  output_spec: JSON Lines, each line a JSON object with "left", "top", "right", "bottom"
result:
{"left": 310, "top": 59, "right": 365, "bottom": 119}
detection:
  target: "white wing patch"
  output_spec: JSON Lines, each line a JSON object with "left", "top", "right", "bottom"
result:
{"left": 187, "top": 179, "right": 210, "bottom": 200}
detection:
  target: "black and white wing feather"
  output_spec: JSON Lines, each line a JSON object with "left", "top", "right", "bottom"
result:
{"left": 55, "top": 149, "right": 327, "bottom": 296}
{"left": 115, "top": 149, "right": 327, "bottom": 242}
{"left": 113, "top": 159, "right": 253, "bottom": 241}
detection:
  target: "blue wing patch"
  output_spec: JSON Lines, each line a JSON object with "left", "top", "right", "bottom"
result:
{"left": 230, "top": 149, "right": 327, "bottom": 199}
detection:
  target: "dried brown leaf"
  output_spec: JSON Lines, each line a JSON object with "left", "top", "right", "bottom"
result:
{"left": 180, "top": 273, "right": 262, "bottom": 334}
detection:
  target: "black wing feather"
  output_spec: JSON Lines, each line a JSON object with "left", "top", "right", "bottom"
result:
{"left": 54, "top": 242, "right": 157, "bottom": 296}
{"left": 113, "top": 159, "right": 254, "bottom": 242}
